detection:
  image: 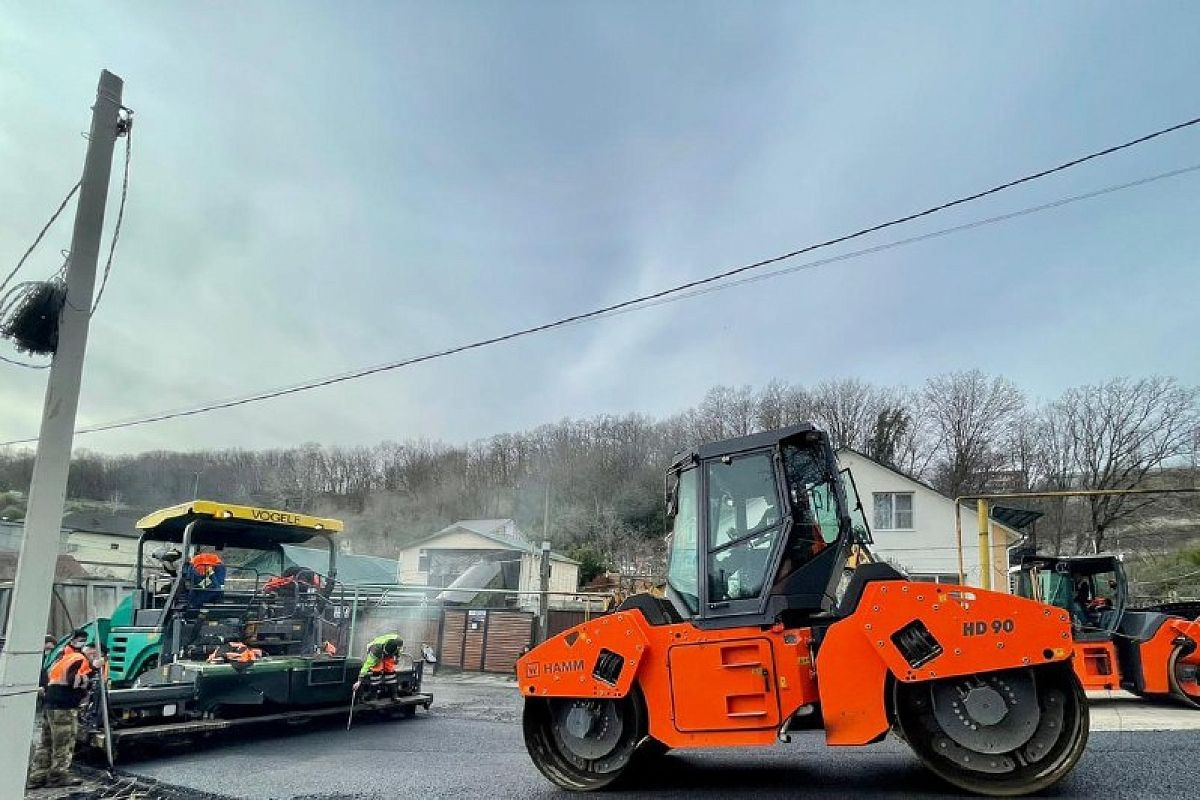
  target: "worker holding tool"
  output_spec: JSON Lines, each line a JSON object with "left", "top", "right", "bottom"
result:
{"left": 352, "top": 633, "right": 404, "bottom": 697}
{"left": 27, "top": 629, "right": 96, "bottom": 789}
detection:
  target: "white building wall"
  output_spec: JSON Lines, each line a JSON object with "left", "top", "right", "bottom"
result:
{"left": 395, "top": 530, "right": 507, "bottom": 585}
{"left": 66, "top": 531, "right": 139, "bottom": 580}
{"left": 517, "top": 552, "right": 581, "bottom": 611}
{"left": 395, "top": 529, "right": 580, "bottom": 600}
{"left": 837, "top": 450, "right": 1017, "bottom": 592}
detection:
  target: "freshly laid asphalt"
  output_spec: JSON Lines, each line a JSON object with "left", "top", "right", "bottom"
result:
{"left": 119, "top": 677, "right": 1200, "bottom": 800}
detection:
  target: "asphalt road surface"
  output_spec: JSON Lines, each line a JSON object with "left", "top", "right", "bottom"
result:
{"left": 121, "top": 678, "right": 1200, "bottom": 800}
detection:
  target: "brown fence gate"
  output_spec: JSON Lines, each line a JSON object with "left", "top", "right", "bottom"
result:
{"left": 438, "top": 609, "right": 534, "bottom": 674}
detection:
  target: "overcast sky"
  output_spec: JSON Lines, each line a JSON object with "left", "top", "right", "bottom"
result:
{"left": 2, "top": 2, "right": 1198, "bottom": 454}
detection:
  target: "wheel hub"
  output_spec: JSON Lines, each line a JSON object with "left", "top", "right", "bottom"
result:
{"left": 960, "top": 685, "right": 1007, "bottom": 726}
{"left": 564, "top": 704, "right": 599, "bottom": 739}
{"left": 552, "top": 699, "right": 623, "bottom": 760}
{"left": 932, "top": 671, "right": 1040, "bottom": 754}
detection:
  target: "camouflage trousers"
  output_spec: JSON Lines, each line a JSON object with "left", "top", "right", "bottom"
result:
{"left": 28, "top": 708, "right": 79, "bottom": 783}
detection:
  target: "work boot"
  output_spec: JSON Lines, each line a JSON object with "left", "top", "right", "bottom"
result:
{"left": 25, "top": 774, "right": 46, "bottom": 790}
{"left": 45, "top": 773, "right": 83, "bottom": 788}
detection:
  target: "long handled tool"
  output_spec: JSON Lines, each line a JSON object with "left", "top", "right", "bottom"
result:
{"left": 346, "top": 683, "right": 359, "bottom": 731}
{"left": 97, "top": 655, "right": 115, "bottom": 770}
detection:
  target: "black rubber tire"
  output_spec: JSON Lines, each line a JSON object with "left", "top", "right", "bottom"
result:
{"left": 523, "top": 689, "right": 647, "bottom": 792}
{"left": 894, "top": 663, "right": 1089, "bottom": 797}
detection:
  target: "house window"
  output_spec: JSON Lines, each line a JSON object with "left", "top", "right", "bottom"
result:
{"left": 873, "top": 492, "right": 914, "bottom": 530}
{"left": 417, "top": 549, "right": 429, "bottom": 572}
{"left": 911, "top": 573, "right": 961, "bottom": 585}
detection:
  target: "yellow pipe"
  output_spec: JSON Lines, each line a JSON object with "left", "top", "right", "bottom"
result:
{"left": 955, "top": 510, "right": 965, "bottom": 585}
{"left": 977, "top": 499, "right": 991, "bottom": 591}
{"left": 959, "top": 488, "right": 1200, "bottom": 501}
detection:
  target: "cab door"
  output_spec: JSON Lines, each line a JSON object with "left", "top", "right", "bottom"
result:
{"left": 668, "top": 637, "right": 781, "bottom": 732}
{"left": 702, "top": 451, "right": 786, "bottom": 619}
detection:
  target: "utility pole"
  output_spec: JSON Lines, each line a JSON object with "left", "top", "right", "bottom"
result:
{"left": 537, "top": 540, "right": 551, "bottom": 644}
{"left": 0, "top": 70, "right": 124, "bottom": 796}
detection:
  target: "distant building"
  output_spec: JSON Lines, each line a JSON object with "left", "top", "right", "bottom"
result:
{"left": 396, "top": 519, "right": 579, "bottom": 611}
{"left": 60, "top": 508, "right": 146, "bottom": 581}
{"left": 837, "top": 449, "right": 1022, "bottom": 591}
{"left": 2, "top": 514, "right": 139, "bottom": 581}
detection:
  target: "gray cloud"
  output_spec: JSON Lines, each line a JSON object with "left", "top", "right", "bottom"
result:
{"left": 2, "top": 2, "right": 1199, "bottom": 453}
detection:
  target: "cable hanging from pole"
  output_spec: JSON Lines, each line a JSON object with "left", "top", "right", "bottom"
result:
{"left": 0, "top": 107, "right": 133, "bottom": 366}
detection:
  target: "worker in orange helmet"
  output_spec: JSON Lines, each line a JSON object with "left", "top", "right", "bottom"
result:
{"left": 185, "top": 547, "right": 226, "bottom": 606}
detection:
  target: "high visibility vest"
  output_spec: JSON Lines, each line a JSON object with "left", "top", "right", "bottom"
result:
{"left": 370, "top": 656, "right": 398, "bottom": 674}
{"left": 207, "top": 641, "right": 262, "bottom": 664}
{"left": 360, "top": 634, "right": 403, "bottom": 677}
{"left": 47, "top": 648, "right": 93, "bottom": 686}
{"left": 191, "top": 552, "right": 224, "bottom": 588}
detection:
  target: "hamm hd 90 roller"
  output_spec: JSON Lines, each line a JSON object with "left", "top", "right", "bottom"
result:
{"left": 518, "top": 425, "right": 1089, "bottom": 796}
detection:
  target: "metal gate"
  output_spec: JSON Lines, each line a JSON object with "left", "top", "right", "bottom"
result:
{"left": 438, "top": 609, "right": 534, "bottom": 674}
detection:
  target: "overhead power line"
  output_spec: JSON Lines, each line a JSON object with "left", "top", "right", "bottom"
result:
{"left": 2, "top": 114, "right": 1199, "bottom": 446}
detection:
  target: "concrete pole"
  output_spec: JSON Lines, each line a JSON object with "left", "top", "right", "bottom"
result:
{"left": 0, "top": 70, "right": 123, "bottom": 795}
{"left": 537, "top": 540, "right": 551, "bottom": 643}
{"left": 977, "top": 499, "right": 991, "bottom": 591}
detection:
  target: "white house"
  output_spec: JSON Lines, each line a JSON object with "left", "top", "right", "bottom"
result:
{"left": 60, "top": 509, "right": 145, "bottom": 581}
{"left": 395, "top": 519, "right": 580, "bottom": 610}
{"left": 837, "top": 449, "right": 1021, "bottom": 591}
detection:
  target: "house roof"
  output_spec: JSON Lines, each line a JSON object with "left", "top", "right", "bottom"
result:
{"left": 991, "top": 506, "right": 1044, "bottom": 530}
{"left": 447, "top": 519, "right": 530, "bottom": 545}
{"left": 405, "top": 519, "right": 579, "bottom": 564}
{"left": 61, "top": 509, "right": 146, "bottom": 539}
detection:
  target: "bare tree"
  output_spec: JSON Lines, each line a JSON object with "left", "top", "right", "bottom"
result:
{"left": 753, "top": 380, "right": 790, "bottom": 431}
{"left": 923, "top": 371, "right": 1025, "bottom": 498}
{"left": 1037, "top": 377, "right": 1199, "bottom": 554}
{"left": 809, "top": 378, "right": 890, "bottom": 451}
{"left": 695, "top": 385, "right": 756, "bottom": 441}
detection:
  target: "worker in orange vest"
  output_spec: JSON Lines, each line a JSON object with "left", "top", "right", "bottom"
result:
{"left": 185, "top": 548, "right": 226, "bottom": 606}
{"left": 27, "top": 630, "right": 96, "bottom": 789}
{"left": 353, "top": 633, "right": 403, "bottom": 697}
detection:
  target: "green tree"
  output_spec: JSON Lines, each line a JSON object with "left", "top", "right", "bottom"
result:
{"left": 569, "top": 544, "right": 608, "bottom": 585}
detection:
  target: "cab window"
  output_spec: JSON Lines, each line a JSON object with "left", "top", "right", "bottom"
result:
{"left": 776, "top": 443, "right": 843, "bottom": 576}
{"left": 706, "top": 453, "right": 782, "bottom": 604}
{"left": 666, "top": 468, "right": 699, "bottom": 613}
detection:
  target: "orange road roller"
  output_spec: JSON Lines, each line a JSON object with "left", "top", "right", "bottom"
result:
{"left": 1014, "top": 553, "right": 1200, "bottom": 708}
{"left": 518, "top": 424, "right": 1089, "bottom": 796}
